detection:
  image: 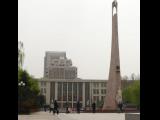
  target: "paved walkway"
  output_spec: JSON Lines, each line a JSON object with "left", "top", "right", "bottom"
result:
{"left": 18, "top": 111, "right": 126, "bottom": 120}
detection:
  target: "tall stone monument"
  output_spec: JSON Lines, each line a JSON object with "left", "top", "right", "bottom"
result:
{"left": 102, "top": 0, "right": 122, "bottom": 110}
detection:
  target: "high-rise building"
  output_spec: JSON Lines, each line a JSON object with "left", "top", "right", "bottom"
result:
{"left": 44, "top": 51, "right": 77, "bottom": 79}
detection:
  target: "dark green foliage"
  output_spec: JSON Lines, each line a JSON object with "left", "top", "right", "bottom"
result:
{"left": 122, "top": 80, "right": 140, "bottom": 108}
{"left": 18, "top": 69, "right": 40, "bottom": 114}
{"left": 18, "top": 42, "right": 41, "bottom": 114}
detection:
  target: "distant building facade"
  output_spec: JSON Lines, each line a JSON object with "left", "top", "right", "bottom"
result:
{"left": 38, "top": 51, "right": 134, "bottom": 109}
{"left": 44, "top": 51, "right": 77, "bottom": 79}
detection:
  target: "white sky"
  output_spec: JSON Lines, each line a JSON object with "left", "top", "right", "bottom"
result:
{"left": 18, "top": 0, "right": 140, "bottom": 79}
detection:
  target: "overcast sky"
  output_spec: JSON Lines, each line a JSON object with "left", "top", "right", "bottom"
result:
{"left": 18, "top": 0, "right": 140, "bottom": 79}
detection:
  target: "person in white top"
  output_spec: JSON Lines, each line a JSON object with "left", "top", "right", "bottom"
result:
{"left": 49, "top": 102, "right": 54, "bottom": 114}
{"left": 115, "top": 87, "right": 123, "bottom": 112}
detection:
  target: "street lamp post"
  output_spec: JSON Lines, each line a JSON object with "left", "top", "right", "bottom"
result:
{"left": 18, "top": 81, "right": 25, "bottom": 113}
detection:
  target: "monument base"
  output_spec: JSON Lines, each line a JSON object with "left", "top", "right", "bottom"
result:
{"left": 102, "top": 105, "right": 117, "bottom": 111}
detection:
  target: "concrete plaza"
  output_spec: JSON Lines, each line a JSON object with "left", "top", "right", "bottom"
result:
{"left": 18, "top": 111, "right": 128, "bottom": 120}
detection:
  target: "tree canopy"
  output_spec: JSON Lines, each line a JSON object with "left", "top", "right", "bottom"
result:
{"left": 18, "top": 41, "right": 41, "bottom": 114}
{"left": 122, "top": 80, "right": 140, "bottom": 108}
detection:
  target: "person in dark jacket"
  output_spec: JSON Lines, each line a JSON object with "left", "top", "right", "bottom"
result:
{"left": 44, "top": 104, "right": 47, "bottom": 112}
{"left": 76, "top": 101, "right": 81, "bottom": 113}
{"left": 92, "top": 102, "right": 96, "bottom": 113}
{"left": 54, "top": 100, "right": 59, "bottom": 114}
{"left": 118, "top": 101, "right": 123, "bottom": 112}
{"left": 66, "top": 102, "right": 69, "bottom": 113}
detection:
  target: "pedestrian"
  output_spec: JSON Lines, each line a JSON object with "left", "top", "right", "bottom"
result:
{"left": 92, "top": 102, "right": 96, "bottom": 113}
{"left": 118, "top": 101, "right": 123, "bottom": 112}
{"left": 49, "top": 102, "right": 54, "bottom": 113}
{"left": 44, "top": 104, "right": 47, "bottom": 112}
{"left": 66, "top": 102, "right": 69, "bottom": 113}
{"left": 116, "top": 88, "right": 123, "bottom": 113}
{"left": 76, "top": 101, "right": 81, "bottom": 113}
{"left": 54, "top": 100, "right": 59, "bottom": 114}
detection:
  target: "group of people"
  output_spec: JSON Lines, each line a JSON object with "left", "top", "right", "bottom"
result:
{"left": 44, "top": 100, "right": 96, "bottom": 114}
{"left": 44, "top": 100, "right": 59, "bottom": 114}
{"left": 65, "top": 101, "right": 82, "bottom": 113}
{"left": 50, "top": 100, "right": 59, "bottom": 114}
{"left": 77, "top": 101, "right": 96, "bottom": 113}
{"left": 43, "top": 90, "right": 124, "bottom": 114}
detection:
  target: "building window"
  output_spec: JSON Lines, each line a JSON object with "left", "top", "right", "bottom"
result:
{"left": 68, "top": 82, "right": 72, "bottom": 101}
{"left": 93, "top": 89, "right": 96, "bottom": 94}
{"left": 78, "top": 83, "right": 83, "bottom": 101}
{"left": 101, "top": 89, "right": 106, "bottom": 94}
{"left": 73, "top": 83, "right": 77, "bottom": 101}
{"left": 97, "top": 90, "right": 99, "bottom": 94}
{"left": 93, "top": 96, "right": 96, "bottom": 101}
{"left": 43, "top": 88, "right": 46, "bottom": 94}
{"left": 93, "top": 89, "right": 99, "bottom": 94}
{"left": 58, "top": 82, "right": 62, "bottom": 101}
{"left": 41, "top": 88, "right": 43, "bottom": 94}
{"left": 96, "top": 96, "right": 99, "bottom": 102}
{"left": 101, "top": 89, "right": 103, "bottom": 94}
{"left": 93, "top": 83, "right": 99, "bottom": 87}
{"left": 41, "top": 82, "right": 46, "bottom": 87}
{"left": 101, "top": 83, "right": 106, "bottom": 87}
{"left": 85, "top": 82, "right": 90, "bottom": 106}
{"left": 41, "top": 82, "right": 43, "bottom": 86}
{"left": 63, "top": 82, "right": 67, "bottom": 101}
{"left": 101, "top": 96, "right": 105, "bottom": 101}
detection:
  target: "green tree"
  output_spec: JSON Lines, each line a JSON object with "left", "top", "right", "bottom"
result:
{"left": 18, "top": 69, "right": 40, "bottom": 113}
{"left": 18, "top": 42, "right": 40, "bottom": 114}
{"left": 122, "top": 80, "right": 140, "bottom": 108}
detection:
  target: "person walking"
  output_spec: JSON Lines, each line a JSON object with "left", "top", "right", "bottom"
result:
{"left": 76, "top": 101, "right": 81, "bottom": 113}
{"left": 54, "top": 100, "right": 59, "bottom": 115}
{"left": 92, "top": 102, "right": 96, "bottom": 113}
{"left": 49, "top": 102, "right": 54, "bottom": 113}
{"left": 116, "top": 88, "right": 123, "bottom": 113}
{"left": 118, "top": 101, "right": 123, "bottom": 112}
{"left": 66, "top": 102, "right": 69, "bottom": 113}
{"left": 43, "top": 104, "right": 47, "bottom": 112}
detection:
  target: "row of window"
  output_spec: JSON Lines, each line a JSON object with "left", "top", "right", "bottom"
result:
{"left": 48, "top": 68, "right": 77, "bottom": 79}
{"left": 93, "top": 89, "right": 106, "bottom": 94}
{"left": 41, "top": 82, "right": 46, "bottom": 86}
{"left": 57, "top": 82, "right": 83, "bottom": 101}
{"left": 50, "top": 59, "right": 71, "bottom": 66}
{"left": 93, "top": 83, "right": 107, "bottom": 87}
{"left": 41, "top": 88, "right": 46, "bottom": 94}
{"left": 93, "top": 96, "right": 105, "bottom": 101}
